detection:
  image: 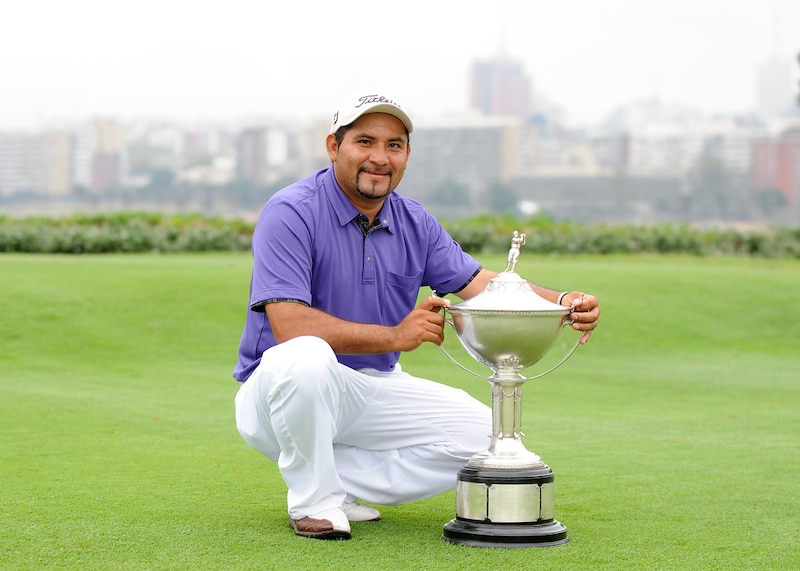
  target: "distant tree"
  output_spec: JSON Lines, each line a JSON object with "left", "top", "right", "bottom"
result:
{"left": 486, "top": 181, "right": 519, "bottom": 214}
{"left": 429, "top": 178, "right": 470, "bottom": 208}
{"left": 72, "top": 184, "right": 91, "bottom": 199}
{"left": 685, "top": 154, "right": 750, "bottom": 221}
{"left": 183, "top": 151, "right": 214, "bottom": 168}
{"left": 226, "top": 180, "right": 265, "bottom": 209}
{"left": 147, "top": 168, "right": 175, "bottom": 191}
{"left": 223, "top": 176, "right": 295, "bottom": 210}
{"left": 756, "top": 187, "right": 787, "bottom": 218}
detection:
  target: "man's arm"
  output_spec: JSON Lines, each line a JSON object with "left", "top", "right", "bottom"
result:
{"left": 455, "top": 268, "right": 563, "bottom": 303}
{"left": 266, "top": 296, "right": 452, "bottom": 354}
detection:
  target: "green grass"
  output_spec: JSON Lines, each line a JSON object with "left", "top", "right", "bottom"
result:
{"left": 1, "top": 253, "right": 798, "bottom": 570}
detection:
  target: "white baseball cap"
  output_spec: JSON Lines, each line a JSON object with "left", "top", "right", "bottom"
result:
{"left": 329, "top": 90, "right": 414, "bottom": 135}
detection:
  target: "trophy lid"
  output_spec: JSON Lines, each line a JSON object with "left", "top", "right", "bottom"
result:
{"left": 449, "top": 271, "right": 569, "bottom": 315}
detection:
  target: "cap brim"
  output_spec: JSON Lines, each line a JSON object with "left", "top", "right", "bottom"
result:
{"left": 330, "top": 103, "right": 414, "bottom": 135}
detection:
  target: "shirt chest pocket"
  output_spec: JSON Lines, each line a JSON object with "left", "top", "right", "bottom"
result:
{"left": 382, "top": 271, "right": 423, "bottom": 326}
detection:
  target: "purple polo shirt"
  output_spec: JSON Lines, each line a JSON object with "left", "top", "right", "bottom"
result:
{"left": 232, "top": 167, "right": 480, "bottom": 382}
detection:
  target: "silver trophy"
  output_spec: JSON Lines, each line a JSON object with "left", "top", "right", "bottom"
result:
{"left": 440, "top": 232, "right": 580, "bottom": 548}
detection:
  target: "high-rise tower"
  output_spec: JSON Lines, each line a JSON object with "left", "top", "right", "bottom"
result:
{"left": 470, "top": 57, "right": 532, "bottom": 119}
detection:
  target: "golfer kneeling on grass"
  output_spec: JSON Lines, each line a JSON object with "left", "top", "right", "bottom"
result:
{"left": 232, "top": 89, "right": 601, "bottom": 540}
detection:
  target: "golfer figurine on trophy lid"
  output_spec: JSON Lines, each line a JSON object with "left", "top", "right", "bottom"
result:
{"left": 439, "top": 231, "right": 582, "bottom": 548}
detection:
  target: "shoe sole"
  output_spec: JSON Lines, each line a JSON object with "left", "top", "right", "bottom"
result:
{"left": 290, "top": 518, "right": 352, "bottom": 540}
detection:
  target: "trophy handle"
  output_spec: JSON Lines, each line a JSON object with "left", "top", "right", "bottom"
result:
{"left": 519, "top": 324, "right": 581, "bottom": 381}
{"left": 439, "top": 319, "right": 493, "bottom": 380}
{"left": 440, "top": 317, "right": 581, "bottom": 382}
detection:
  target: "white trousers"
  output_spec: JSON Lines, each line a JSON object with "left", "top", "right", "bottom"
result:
{"left": 234, "top": 336, "right": 492, "bottom": 519}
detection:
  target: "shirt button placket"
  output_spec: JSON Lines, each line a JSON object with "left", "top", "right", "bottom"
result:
{"left": 363, "top": 235, "right": 375, "bottom": 284}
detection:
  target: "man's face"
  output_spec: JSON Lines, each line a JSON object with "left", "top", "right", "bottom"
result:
{"left": 326, "top": 113, "right": 411, "bottom": 212}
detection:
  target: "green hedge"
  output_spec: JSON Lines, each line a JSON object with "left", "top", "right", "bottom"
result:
{"left": 1, "top": 213, "right": 799, "bottom": 258}
{"left": 0, "top": 213, "right": 253, "bottom": 254}
{"left": 458, "top": 222, "right": 800, "bottom": 258}
{"left": 442, "top": 214, "right": 800, "bottom": 258}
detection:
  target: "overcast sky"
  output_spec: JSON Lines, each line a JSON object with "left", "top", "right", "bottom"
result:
{"left": 2, "top": 0, "right": 799, "bottom": 131}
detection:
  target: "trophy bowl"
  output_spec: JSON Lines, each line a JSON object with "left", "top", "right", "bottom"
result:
{"left": 443, "top": 271, "right": 576, "bottom": 380}
{"left": 448, "top": 305, "right": 569, "bottom": 375}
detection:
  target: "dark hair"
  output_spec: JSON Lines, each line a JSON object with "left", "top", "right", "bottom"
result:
{"left": 333, "top": 125, "right": 348, "bottom": 146}
{"left": 333, "top": 123, "right": 411, "bottom": 146}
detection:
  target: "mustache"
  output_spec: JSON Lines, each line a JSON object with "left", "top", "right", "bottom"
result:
{"left": 359, "top": 165, "right": 391, "bottom": 175}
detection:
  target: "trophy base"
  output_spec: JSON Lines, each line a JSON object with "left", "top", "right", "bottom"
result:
{"left": 442, "top": 464, "right": 568, "bottom": 548}
{"left": 442, "top": 518, "right": 568, "bottom": 548}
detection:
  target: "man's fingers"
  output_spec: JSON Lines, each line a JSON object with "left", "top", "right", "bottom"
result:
{"left": 419, "top": 295, "right": 451, "bottom": 312}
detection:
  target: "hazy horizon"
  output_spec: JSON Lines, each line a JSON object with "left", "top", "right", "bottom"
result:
{"left": 2, "top": 0, "right": 799, "bottom": 131}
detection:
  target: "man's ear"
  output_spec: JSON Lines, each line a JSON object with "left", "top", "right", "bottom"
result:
{"left": 325, "top": 134, "right": 338, "bottom": 162}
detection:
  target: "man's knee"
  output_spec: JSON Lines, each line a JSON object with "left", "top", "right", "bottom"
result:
{"left": 261, "top": 336, "right": 342, "bottom": 406}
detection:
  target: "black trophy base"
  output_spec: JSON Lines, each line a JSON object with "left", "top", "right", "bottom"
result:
{"left": 442, "top": 518, "right": 568, "bottom": 548}
{"left": 442, "top": 464, "right": 568, "bottom": 548}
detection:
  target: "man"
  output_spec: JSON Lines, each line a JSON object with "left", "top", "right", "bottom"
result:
{"left": 233, "top": 90, "right": 600, "bottom": 540}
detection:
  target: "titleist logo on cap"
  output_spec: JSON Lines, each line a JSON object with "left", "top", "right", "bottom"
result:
{"left": 330, "top": 90, "right": 413, "bottom": 134}
{"left": 354, "top": 94, "right": 402, "bottom": 109}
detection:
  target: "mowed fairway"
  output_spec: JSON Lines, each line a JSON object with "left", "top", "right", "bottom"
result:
{"left": 1, "top": 253, "right": 798, "bottom": 570}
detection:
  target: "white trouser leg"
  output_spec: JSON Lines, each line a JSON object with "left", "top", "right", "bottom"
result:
{"left": 235, "top": 336, "right": 491, "bottom": 519}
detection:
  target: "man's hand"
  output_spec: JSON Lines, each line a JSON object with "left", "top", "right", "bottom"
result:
{"left": 560, "top": 292, "right": 600, "bottom": 344}
{"left": 393, "top": 296, "right": 451, "bottom": 351}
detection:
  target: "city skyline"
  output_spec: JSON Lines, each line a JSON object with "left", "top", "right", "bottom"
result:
{"left": 2, "top": 0, "right": 799, "bottom": 131}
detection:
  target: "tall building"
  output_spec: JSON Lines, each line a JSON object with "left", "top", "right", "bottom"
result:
{"left": 0, "top": 130, "right": 73, "bottom": 197}
{"left": 73, "top": 119, "right": 126, "bottom": 195}
{"left": 0, "top": 133, "right": 38, "bottom": 196}
{"left": 40, "top": 131, "right": 72, "bottom": 197}
{"left": 236, "top": 127, "right": 269, "bottom": 187}
{"left": 470, "top": 57, "right": 532, "bottom": 119}
{"left": 400, "top": 114, "right": 521, "bottom": 210}
{"left": 756, "top": 57, "right": 795, "bottom": 120}
{"left": 606, "top": 99, "right": 707, "bottom": 176}
{"left": 703, "top": 116, "right": 765, "bottom": 177}
{"left": 753, "top": 127, "right": 800, "bottom": 215}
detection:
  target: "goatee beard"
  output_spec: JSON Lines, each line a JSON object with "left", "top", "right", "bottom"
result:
{"left": 356, "top": 170, "right": 392, "bottom": 200}
{"left": 356, "top": 185, "right": 391, "bottom": 201}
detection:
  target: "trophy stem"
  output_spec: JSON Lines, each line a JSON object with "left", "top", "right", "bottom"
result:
{"left": 468, "top": 370, "right": 544, "bottom": 469}
{"left": 493, "top": 378, "right": 524, "bottom": 440}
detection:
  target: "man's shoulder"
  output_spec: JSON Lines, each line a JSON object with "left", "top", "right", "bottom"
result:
{"left": 387, "top": 191, "right": 435, "bottom": 221}
{"left": 256, "top": 169, "right": 338, "bottom": 237}
{"left": 387, "top": 193, "right": 448, "bottom": 239}
{"left": 269, "top": 169, "right": 328, "bottom": 207}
